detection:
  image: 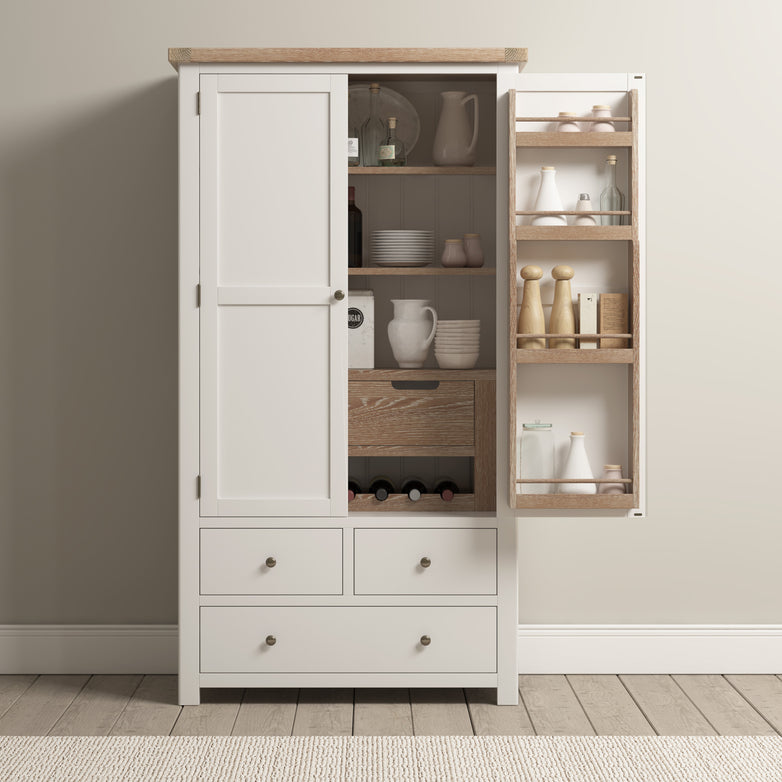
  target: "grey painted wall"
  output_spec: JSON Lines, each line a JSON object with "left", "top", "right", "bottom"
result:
{"left": 0, "top": 0, "right": 779, "bottom": 624}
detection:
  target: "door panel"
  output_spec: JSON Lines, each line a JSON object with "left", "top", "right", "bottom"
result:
{"left": 200, "top": 74, "right": 347, "bottom": 517}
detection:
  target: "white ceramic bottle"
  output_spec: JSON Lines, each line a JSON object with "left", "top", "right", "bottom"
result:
{"left": 559, "top": 432, "right": 596, "bottom": 494}
{"left": 574, "top": 193, "right": 598, "bottom": 226}
{"left": 532, "top": 167, "right": 567, "bottom": 226}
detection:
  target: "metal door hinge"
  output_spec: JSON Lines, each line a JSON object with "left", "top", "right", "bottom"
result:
{"left": 196, "top": 92, "right": 200, "bottom": 115}
{"left": 196, "top": 475, "right": 201, "bottom": 498}
{"left": 196, "top": 283, "right": 201, "bottom": 307}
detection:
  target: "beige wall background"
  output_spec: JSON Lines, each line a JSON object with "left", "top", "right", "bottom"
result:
{"left": 0, "top": 1, "right": 779, "bottom": 625}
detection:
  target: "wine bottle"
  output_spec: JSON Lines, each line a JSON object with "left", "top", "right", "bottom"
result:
{"left": 401, "top": 478, "right": 427, "bottom": 502}
{"left": 434, "top": 478, "right": 459, "bottom": 502}
{"left": 379, "top": 116, "right": 407, "bottom": 167}
{"left": 600, "top": 155, "right": 625, "bottom": 226}
{"left": 360, "top": 83, "right": 385, "bottom": 167}
{"left": 347, "top": 478, "right": 361, "bottom": 502}
{"left": 368, "top": 476, "right": 395, "bottom": 501}
{"left": 348, "top": 123, "right": 360, "bottom": 167}
{"left": 348, "top": 186, "right": 362, "bottom": 268}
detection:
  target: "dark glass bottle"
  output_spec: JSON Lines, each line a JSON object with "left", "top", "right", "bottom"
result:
{"left": 348, "top": 478, "right": 361, "bottom": 502}
{"left": 401, "top": 478, "right": 427, "bottom": 502}
{"left": 348, "top": 186, "right": 362, "bottom": 268}
{"left": 435, "top": 478, "right": 459, "bottom": 502}
{"left": 368, "top": 476, "right": 395, "bottom": 501}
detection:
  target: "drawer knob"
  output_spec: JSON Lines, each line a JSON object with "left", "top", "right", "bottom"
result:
{"left": 265, "top": 635, "right": 277, "bottom": 646}
{"left": 265, "top": 556, "right": 277, "bottom": 568}
{"left": 420, "top": 556, "right": 431, "bottom": 568}
{"left": 420, "top": 635, "right": 432, "bottom": 647}
{"left": 334, "top": 289, "right": 345, "bottom": 301}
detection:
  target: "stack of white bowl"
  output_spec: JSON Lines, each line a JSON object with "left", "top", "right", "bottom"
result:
{"left": 371, "top": 230, "right": 434, "bottom": 267}
{"left": 434, "top": 320, "right": 480, "bottom": 369}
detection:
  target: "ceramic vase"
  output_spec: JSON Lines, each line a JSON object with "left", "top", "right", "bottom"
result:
{"left": 559, "top": 432, "right": 596, "bottom": 494}
{"left": 388, "top": 299, "right": 438, "bottom": 368}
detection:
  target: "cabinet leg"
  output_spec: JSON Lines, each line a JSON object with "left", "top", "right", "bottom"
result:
{"left": 496, "top": 673, "right": 519, "bottom": 706}
{"left": 178, "top": 678, "right": 200, "bottom": 706}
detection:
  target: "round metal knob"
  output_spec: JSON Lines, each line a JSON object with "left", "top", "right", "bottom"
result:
{"left": 334, "top": 290, "right": 345, "bottom": 301}
{"left": 420, "top": 635, "right": 431, "bottom": 647}
{"left": 265, "top": 635, "right": 277, "bottom": 646}
{"left": 420, "top": 556, "right": 431, "bottom": 568}
{"left": 265, "top": 556, "right": 277, "bottom": 568}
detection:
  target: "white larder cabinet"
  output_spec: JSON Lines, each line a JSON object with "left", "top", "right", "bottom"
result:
{"left": 174, "top": 47, "right": 643, "bottom": 707}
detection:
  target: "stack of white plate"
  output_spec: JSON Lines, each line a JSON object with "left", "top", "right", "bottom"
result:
{"left": 371, "top": 230, "right": 434, "bottom": 267}
{"left": 434, "top": 320, "right": 480, "bottom": 369}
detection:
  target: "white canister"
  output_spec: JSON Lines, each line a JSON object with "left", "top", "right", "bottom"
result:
{"left": 518, "top": 422, "right": 555, "bottom": 494}
{"left": 590, "top": 105, "right": 615, "bottom": 132}
{"left": 556, "top": 112, "right": 581, "bottom": 132}
{"left": 441, "top": 239, "right": 467, "bottom": 267}
{"left": 598, "top": 465, "right": 626, "bottom": 494}
{"left": 348, "top": 290, "right": 374, "bottom": 368}
{"left": 462, "top": 234, "right": 484, "bottom": 267}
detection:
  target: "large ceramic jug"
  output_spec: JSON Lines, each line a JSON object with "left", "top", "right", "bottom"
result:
{"left": 432, "top": 91, "right": 479, "bottom": 166}
{"left": 388, "top": 299, "right": 438, "bottom": 368}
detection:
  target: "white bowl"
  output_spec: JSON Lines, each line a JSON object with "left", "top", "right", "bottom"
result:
{"left": 435, "top": 352, "right": 479, "bottom": 369}
{"left": 435, "top": 339, "right": 481, "bottom": 346}
{"left": 436, "top": 320, "right": 480, "bottom": 326}
{"left": 435, "top": 347, "right": 480, "bottom": 354}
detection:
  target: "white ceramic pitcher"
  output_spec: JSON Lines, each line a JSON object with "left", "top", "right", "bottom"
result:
{"left": 432, "top": 91, "right": 479, "bottom": 166}
{"left": 388, "top": 299, "right": 438, "bottom": 368}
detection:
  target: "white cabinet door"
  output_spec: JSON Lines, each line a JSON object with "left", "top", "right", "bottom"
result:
{"left": 199, "top": 74, "right": 347, "bottom": 517}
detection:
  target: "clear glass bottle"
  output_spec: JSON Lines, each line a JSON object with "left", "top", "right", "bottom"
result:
{"left": 379, "top": 116, "right": 406, "bottom": 166}
{"left": 360, "top": 83, "right": 385, "bottom": 167}
{"left": 600, "top": 155, "right": 625, "bottom": 225}
{"left": 348, "top": 122, "right": 360, "bottom": 167}
{"left": 518, "top": 421, "right": 554, "bottom": 494}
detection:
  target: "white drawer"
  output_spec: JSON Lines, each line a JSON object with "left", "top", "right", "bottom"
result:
{"left": 353, "top": 528, "right": 496, "bottom": 595}
{"left": 200, "top": 606, "right": 496, "bottom": 673}
{"left": 200, "top": 528, "right": 342, "bottom": 595}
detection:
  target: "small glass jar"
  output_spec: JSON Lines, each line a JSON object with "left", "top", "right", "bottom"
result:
{"left": 590, "top": 105, "right": 615, "bottom": 132}
{"left": 598, "top": 464, "right": 626, "bottom": 494}
{"left": 556, "top": 112, "right": 581, "bottom": 132}
{"left": 441, "top": 239, "right": 467, "bottom": 267}
{"left": 462, "top": 234, "right": 484, "bottom": 267}
{"left": 518, "top": 421, "right": 554, "bottom": 494}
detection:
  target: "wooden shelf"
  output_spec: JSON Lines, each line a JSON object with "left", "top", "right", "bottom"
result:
{"left": 349, "top": 267, "right": 495, "bottom": 276}
{"left": 516, "top": 116, "right": 631, "bottom": 123}
{"left": 349, "top": 166, "right": 495, "bottom": 176}
{"left": 514, "top": 494, "right": 635, "bottom": 510}
{"left": 516, "top": 132, "right": 633, "bottom": 147}
{"left": 516, "top": 226, "right": 633, "bottom": 241}
{"left": 349, "top": 368, "right": 495, "bottom": 381}
{"left": 349, "top": 445, "right": 473, "bottom": 457}
{"left": 349, "top": 493, "right": 475, "bottom": 512}
{"left": 515, "top": 349, "right": 633, "bottom": 364}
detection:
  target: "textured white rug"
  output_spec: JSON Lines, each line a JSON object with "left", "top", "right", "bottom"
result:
{"left": 1, "top": 735, "right": 781, "bottom": 781}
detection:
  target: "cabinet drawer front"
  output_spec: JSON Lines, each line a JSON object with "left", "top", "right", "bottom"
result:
{"left": 354, "top": 528, "right": 496, "bottom": 595}
{"left": 201, "top": 606, "right": 496, "bottom": 673}
{"left": 200, "top": 529, "right": 342, "bottom": 595}
{"left": 348, "top": 381, "right": 474, "bottom": 446}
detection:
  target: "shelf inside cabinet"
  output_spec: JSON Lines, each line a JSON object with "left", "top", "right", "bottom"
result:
{"left": 515, "top": 349, "right": 633, "bottom": 364}
{"left": 349, "top": 492, "right": 475, "bottom": 512}
{"left": 349, "top": 166, "right": 495, "bottom": 176}
{"left": 516, "top": 226, "right": 633, "bottom": 241}
{"left": 349, "top": 267, "right": 495, "bottom": 276}
{"left": 516, "top": 132, "right": 633, "bottom": 147}
{"left": 349, "top": 368, "right": 495, "bottom": 381}
{"left": 513, "top": 494, "right": 635, "bottom": 510}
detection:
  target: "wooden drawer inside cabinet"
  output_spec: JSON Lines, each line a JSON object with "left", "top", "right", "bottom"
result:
{"left": 348, "top": 381, "right": 474, "bottom": 446}
{"left": 200, "top": 529, "right": 342, "bottom": 595}
{"left": 201, "top": 606, "right": 496, "bottom": 673}
{"left": 354, "top": 528, "right": 496, "bottom": 595}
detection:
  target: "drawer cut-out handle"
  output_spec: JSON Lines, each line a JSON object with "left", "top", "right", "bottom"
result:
{"left": 420, "top": 556, "right": 432, "bottom": 568}
{"left": 265, "top": 635, "right": 277, "bottom": 646}
{"left": 265, "top": 556, "right": 277, "bottom": 568}
{"left": 420, "top": 635, "right": 432, "bottom": 647}
{"left": 391, "top": 380, "right": 440, "bottom": 391}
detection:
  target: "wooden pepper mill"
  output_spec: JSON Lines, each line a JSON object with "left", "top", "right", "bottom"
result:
{"left": 517, "top": 265, "right": 545, "bottom": 349}
{"left": 549, "top": 265, "right": 575, "bottom": 349}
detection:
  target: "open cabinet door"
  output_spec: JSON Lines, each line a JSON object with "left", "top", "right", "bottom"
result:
{"left": 199, "top": 74, "right": 348, "bottom": 517}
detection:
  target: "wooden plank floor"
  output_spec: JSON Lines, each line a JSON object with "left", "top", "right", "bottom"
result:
{"left": 0, "top": 675, "right": 780, "bottom": 736}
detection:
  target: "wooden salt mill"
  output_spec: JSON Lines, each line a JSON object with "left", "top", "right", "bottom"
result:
{"left": 549, "top": 265, "right": 575, "bottom": 349}
{"left": 517, "top": 265, "right": 545, "bottom": 349}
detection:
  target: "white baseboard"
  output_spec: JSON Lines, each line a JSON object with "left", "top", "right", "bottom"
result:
{"left": 2, "top": 624, "right": 780, "bottom": 675}
{"left": 0, "top": 626, "right": 177, "bottom": 674}
{"left": 518, "top": 624, "right": 782, "bottom": 674}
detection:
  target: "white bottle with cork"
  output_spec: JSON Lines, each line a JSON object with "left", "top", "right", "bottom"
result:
{"left": 559, "top": 432, "right": 596, "bottom": 494}
{"left": 531, "top": 167, "right": 567, "bottom": 226}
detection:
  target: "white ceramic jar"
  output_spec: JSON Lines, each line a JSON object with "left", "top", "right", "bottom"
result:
{"left": 598, "top": 465, "right": 626, "bottom": 494}
{"left": 462, "top": 234, "right": 484, "bottom": 267}
{"left": 574, "top": 193, "right": 598, "bottom": 226}
{"left": 556, "top": 112, "right": 581, "bottom": 132}
{"left": 590, "top": 105, "right": 615, "bottom": 132}
{"left": 441, "top": 239, "right": 467, "bottom": 267}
